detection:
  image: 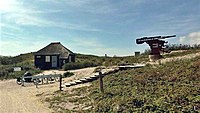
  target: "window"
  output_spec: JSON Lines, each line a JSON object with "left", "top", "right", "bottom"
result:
{"left": 45, "top": 56, "right": 50, "bottom": 62}
{"left": 36, "top": 56, "right": 41, "bottom": 58}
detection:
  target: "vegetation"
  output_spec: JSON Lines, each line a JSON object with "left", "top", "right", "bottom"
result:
{"left": 168, "top": 44, "right": 200, "bottom": 51}
{"left": 48, "top": 56, "right": 200, "bottom": 112}
{"left": 1, "top": 46, "right": 200, "bottom": 80}
{"left": 0, "top": 61, "right": 41, "bottom": 80}
{"left": 163, "top": 49, "right": 200, "bottom": 58}
{"left": 63, "top": 72, "right": 74, "bottom": 78}
{"left": 62, "top": 53, "right": 149, "bottom": 70}
{"left": 0, "top": 53, "right": 41, "bottom": 80}
{"left": 0, "top": 53, "right": 34, "bottom": 65}
{"left": 76, "top": 53, "right": 149, "bottom": 67}
{"left": 63, "top": 61, "right": 99, "bottom": 70}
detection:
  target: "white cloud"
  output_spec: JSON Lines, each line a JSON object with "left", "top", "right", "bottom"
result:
{"left": 52, "top": 22, "right": 101, "bottom": 32}
{"left": 0, "top": 23, "right": 22, "bottom": 31}
{"left": 0, "top": 35, "right": 55, "bottom": 56}
{"left": 45, "top": 0, "right": 118, "bottom": 15}
{"left": 70, "top": 37, "right": 104, "bottom": 48}
{"left": 0, "top": 0, "right": 60, "bottom": 14}
{"left": 0, "top": 0, "right": 22, "bottom": 13}
{"left": 179, "top": 31, "right": 200, "bottom": 44}
{"left": 1, "top": 0, "right": 101, "bottom": 32}
{"left": 0, "top": 0, "right": 48, "bottom": 26}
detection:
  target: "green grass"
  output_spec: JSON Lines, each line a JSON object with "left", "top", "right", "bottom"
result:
{"left": 48, "top": 56, "right": 200, "bottom": 112}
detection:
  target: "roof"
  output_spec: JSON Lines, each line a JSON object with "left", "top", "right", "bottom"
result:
{"left": 34, "top": 42, "right": 74, "bottom": 58}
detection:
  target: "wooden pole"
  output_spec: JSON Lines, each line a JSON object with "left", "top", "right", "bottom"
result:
{"left": 99, "top": 72, "right": 104, "bottom": 93}
{"left": 60, "top": 74, "right": 63, "bottom": 91}
{"left": 36, "top": 78, "right": 38, "bottom": 88}
{"left": 47, "top": 77, "right": 49, "bottom": 84}
{"left": 21, "top": 77, "right": 24, "bottom": 86}
{"left": 41, "top": 78, "right": 44, "bottom": 84}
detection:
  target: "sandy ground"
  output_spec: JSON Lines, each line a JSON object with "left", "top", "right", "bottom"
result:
{"left": 0, "top": 79, "right": 53, "bottom": 113}
{"left": 0, "top": 67, "right": 96, "bottom": 113}
{"left": 149, "top": 51, "right": 200, "bottom": 65}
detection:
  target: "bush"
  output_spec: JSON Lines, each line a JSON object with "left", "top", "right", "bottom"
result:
{"left": 63, "top": 61, "right": 98, "bottom": 70}
{"left": 0, "top": 61, "right": 41, "bottom": 80}
{"left": 63, "top": 72, "right": 74, "bottom": 78}
{"left": 168, "top": 44, "right": 200, "bottom": 50}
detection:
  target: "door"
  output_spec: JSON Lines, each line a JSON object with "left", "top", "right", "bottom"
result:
{"left": 52, "top": 56, "right": 57, "bottom": 67}
{"left": 69, "top": 56, "right": 71, "bottom": 62}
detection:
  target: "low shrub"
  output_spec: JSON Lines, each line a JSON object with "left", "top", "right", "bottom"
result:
{"left": 63, "top": 61, "right": 98, "bottom": 70}
{"left": 63, "top": 72, "right": 74, "bottom": 78}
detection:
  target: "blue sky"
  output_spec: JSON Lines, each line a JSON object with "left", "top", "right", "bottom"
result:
{"left": 1, "top": 0, "right": 200, "bottom": 56}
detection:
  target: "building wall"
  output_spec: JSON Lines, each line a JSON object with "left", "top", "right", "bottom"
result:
{"left": 70, "top": 54, "right": 76, "bottom": 62}
{"left": 34, "top": 55, "right": 59, "bottom": 69}
{"left": 67, "top": 54, "right": 75, "bottom": 62}
{"left": 59, "top": 54, "right": 75, "bottom": 68}
{"left": 35, "top": 54, "right": 75, "bottom": 70}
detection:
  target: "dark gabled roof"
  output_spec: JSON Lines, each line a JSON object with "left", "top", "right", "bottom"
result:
{"left": 34, "top": 42, "right": 74, "bottom": 58}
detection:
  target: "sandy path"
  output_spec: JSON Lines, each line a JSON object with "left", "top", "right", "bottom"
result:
{"left": 0, "top": 67, "right": 96, "bottom": 113}
{"left": 0, "top": 79, "right": 53, "bottom": 113}
{"left": 149, "top": 51, "right": 200, "bottom": 65}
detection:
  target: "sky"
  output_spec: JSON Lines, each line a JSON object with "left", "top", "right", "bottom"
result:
{"left": 0, "top": 0, "right": 200, "bottom": 56}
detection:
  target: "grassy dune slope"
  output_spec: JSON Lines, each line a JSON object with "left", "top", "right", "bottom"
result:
{"left": 0, "top": 53, "right": 40, "bottom": 80}
{"left": 48, "top": 56, "right": 200, "bottom": 112}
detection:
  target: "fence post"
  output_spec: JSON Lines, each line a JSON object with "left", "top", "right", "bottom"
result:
{"left": 21, "top": 77, "right": 24, "bottom": 86}
{"left": 36, "top": 78, "right": 38, "bottom": 88}
{"left": 99, "top": 72, "right": 104, "bottom": 93}
{"left": 60, "top": 74, "right": 63, "bottom": 91}
{"left": 41, "top": 77, "right": 44, "bottom": 84}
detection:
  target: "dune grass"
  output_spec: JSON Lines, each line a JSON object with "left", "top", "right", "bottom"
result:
{"left": 48, "top": 56, "right": 200, "bottom": 112}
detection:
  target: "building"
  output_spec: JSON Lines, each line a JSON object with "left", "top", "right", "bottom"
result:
{"left": 134, "top": 51, "right": 140, "bottom": 56}
{"left": 34, "top": 42, "right": 75, "bottom": 69}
